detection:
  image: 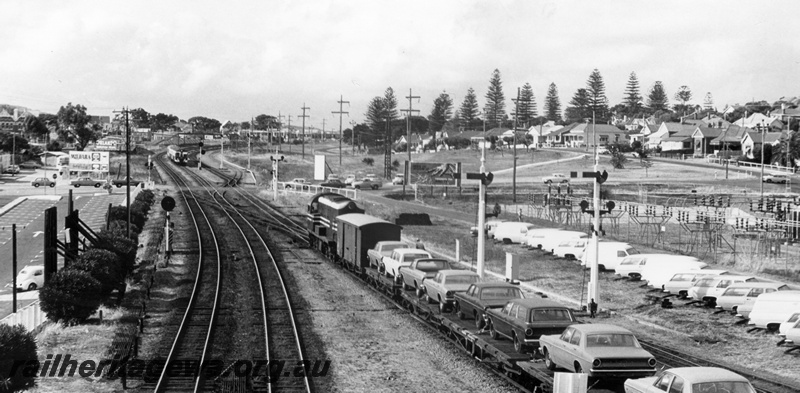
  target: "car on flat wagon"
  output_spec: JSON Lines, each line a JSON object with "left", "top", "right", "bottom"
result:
{"left": 381, "top": 248, "right": 432, "bottom": 280}
{"left": 398, "top": 258, "right": 452, "bottom": 296}
{"left": 687, "top": 275, "right": 757, "bottom": 307}
{"left": 422, "top": 269, "right": 480, "bottom": 313}
{"left": 624, "top": 367, "right": 756, "bottom": 393}
{"left": 539, "top": 323, "right": 657, "bottom": 380}
{"left": 581, "top": 240, "right": 640, "bottom": 271}
{"left": 615, "top": 254, "right": 704, "bottom": 281}
{"left": 655, "top": 269, "right": 729, "bottom": 297}
{"left": 454, "top": 282, "right": 525, "bottom": 329}
{"left": 486, "top": 298, "right": 576, "bottom": 353}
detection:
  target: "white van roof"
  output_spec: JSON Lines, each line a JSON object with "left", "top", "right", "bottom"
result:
{"left": 753, "top": 290, "right": 800, "bottom": 302}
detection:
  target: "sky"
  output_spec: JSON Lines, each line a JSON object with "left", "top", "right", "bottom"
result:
{"left": 1, "top": 0, "right": 799, "bottom": 129}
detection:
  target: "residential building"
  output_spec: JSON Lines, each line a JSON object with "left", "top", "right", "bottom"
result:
{"left": 710, "top": 125, "right": 749, "bottom": 156}
{"left": 741, "top": 131, "right": 782, "bottom": 159}
{"left": 733, "top": 113, "right": 783, "bottom": 130}
{"left": 692, "top": 126, "right": 724, "bottom": 157}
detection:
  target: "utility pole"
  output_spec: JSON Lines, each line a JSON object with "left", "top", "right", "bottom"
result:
{"left": 511, "top": 87, "right": 520, "bottom": 203}
{"left": 384, "top": 114, "right": 392, "bottom": 179}
{"left": 759, "top": 120, "right": 766, "bottom": 197}
{"left": 589, "top": 111, "right": 600, "bottom": 311}
{"left": 477, "top": 145, "right": 487, "bottom": 278}
{"left": 249, "top": 117, "right": 253, "bottom": 170}
{"left": 400, "top": 89, "right": 420, "bottom": 198}
{"left": 333, "top": 95, "right": 350, "bottom": 166}
{"left": 219, "top": 128, "right": 224, "bottom": 169}
{"left": 277, "top": 112, "right": 285, "bottom": 152}
{"left": 300, "top": 104, "right": 310, "bottom": 159}
{"left": 113, "top": 107, "right": 132, "bottom": 238}
{"left": 287, "top": 115, "right": 293, "bottom": 153}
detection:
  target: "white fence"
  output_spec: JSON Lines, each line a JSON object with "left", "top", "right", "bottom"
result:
{"left": 705, "top": 157, "right": 795, "bottom": 174}
{"left": 275, "top": 182, "right": 359, "bottom": 199}
{"left": 0, "top": 300, "right": 45, "bottom": 332}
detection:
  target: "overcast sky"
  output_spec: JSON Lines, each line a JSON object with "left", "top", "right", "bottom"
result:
{"left": 1, "top": 0, "right": 799, "bottom": 128}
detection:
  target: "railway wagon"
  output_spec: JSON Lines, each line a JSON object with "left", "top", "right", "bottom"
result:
{"left": 307, "top": 192, "right": 364, "bottom": 256}
{"left": 167, "top": 145, "right": 189, "bottom": 165}
{"left": 336, "top": 213, "right": 402, "bottom": 273}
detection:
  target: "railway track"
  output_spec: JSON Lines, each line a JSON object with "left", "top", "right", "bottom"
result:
{"left": 155, "top": 153, "right": 312, "bottom": 393}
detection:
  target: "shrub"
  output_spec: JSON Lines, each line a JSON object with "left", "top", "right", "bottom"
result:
{"left": 108, "top": 206, "right": 146, "bottom": 231}
{"left": 107, "top": 219, "right": 141, "bottom": 239}
{"left": 69, "top": 249, "right": 124, "bottom": 295}
{"left": 135, "top": 189, "right": 155, "bottom": 205}
{"left": 39, "top": 270, "right": 102, "bottom": 324}
{"left": 95, "top": 231, "right": 138, "bottom": 277}
{"left": 0, "top": 324, "right": 37, "bottom": 392}
{"left": 362, "top": 157, "right": 374, "bottom": 166}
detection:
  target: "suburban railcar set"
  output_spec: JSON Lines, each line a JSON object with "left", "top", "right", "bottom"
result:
{"left": 166, "top": 144, "right": 189, "bottom": 165}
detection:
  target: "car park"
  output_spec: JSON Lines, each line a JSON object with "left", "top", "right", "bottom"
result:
{"left": 539, "top": 323, "right": 657, "bottom": 379}
{"left": 70, "top": 177, "right": 104, "bottom": 188}
{"left": 454, "top": 282, "right": 525, "bottom": 329}
{"left": 485, "top": 298, "right": 576, "bottom": 353}
{"left": 581, "top": 241, "right": 640, "bottom": 271}
{"left": 762, "top": 173, "right": 790, "bottom": 183}
{"left": 399, "top": 258, "right": 452, "bottom": 296}
{"left": 493, "top": 222, "right": 536, "bottom": 244}
{"left": 421, "top": 269, "right": 480, "bottom": 312}
{"left": 615, "top": 254, "right": 704, "bottom": 281}
{"left": 747, "top": 290, "right": 800, "bottom": 331}
{"left": 31, "top": 177, "right": 56, "bottom": 188}
{"left": 658, "top": 270, "right": 729, "bottom": 297}
{"left": 624, "top": 367, "right": 756, "bottom": 393}
{"left": 552, "top": 238, "right": 588, "bottom": 260}
{"left": 687, "top": 275, "right": 757, "bottom": 307}
{"left": 391, "top": 174, "right": 405, "bottom": 185}
{"left": 542, "top": 173, "right": 570, "bottom": 184}
{"left": 15, "top": 265, "right": 44, "bottom": 291}
{"left": 715, "top": 282, "right": 789, "bottom": 312}
{"left": 352, "top": 177, "right": 382, "bottom": 190}
{"left": 381, "top": 248, "right": 432, "bottom": 280}
{"left": 470, "top": 219, "right": 506, "bottom": 237}
{"left": 320, "top": 178, "right": 346, "bottom": 188}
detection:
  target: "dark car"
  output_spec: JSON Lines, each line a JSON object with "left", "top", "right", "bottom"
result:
{"left": 320, "top": 179, "right": 346, "bottom": 188}
{"left": 112, "top": 179, "right": 143, "bottom": 188}
{"left": 71, "top": 177, "right": 103, "bottom": 188}
{"left": 454, "top": 282, "right": 525, "bottom": 329}
{"left": 31, "top": 177, "right": 56, "bottom": 188}
{"left": 486, "top": 298, "right": 577, "bottom": 353}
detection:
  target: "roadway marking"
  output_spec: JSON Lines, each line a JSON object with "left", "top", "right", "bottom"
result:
{"left": 32, "top": 231, "right": 43, "bottom": 238}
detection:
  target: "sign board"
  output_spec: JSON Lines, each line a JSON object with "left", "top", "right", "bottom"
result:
{"left": 314, "top": 155, "right": 326, "bottom": 180}
{"left": 409, "top": 162, "right": 462, "bottom": 186}
{"left": 68, "top": 151, "right": 109, "bottom": 173}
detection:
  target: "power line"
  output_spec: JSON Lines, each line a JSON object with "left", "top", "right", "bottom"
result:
{"left": 399, "top": 89, "right": 420, "bottom": 196}
{"left": 332, "top": 95, "right": 350, "bottom": 166}
{"left": 299, "top": 104, "right": 310, "bottom": 159}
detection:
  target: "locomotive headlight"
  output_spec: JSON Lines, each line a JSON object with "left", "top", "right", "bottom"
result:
{"left": 648, "top": 358, "right": 657, "bottom": 367}
{"left": 592, "top": 359, "right": 602, "bottom": 368}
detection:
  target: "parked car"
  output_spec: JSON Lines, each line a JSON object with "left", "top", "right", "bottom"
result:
{"left": 344, "top": 174, "right": 357, "bottom": 185}
{"left": 399, "top": 258, "right": 452, "bottom": 296}
{"left": 285, "top": 178, "right": 310, "bottom": 189}
{"left": 367, "top": 241, "right": 416, "bottom": 269}
{"left": 365, "top": 173, "right": 378, "bottom": 181}
{"left": 493, "top": 222, "right": 536, "bottom": 244}
{"left": 762, "top": 173, "right": 790, "bottom": 183}
{"left": 485, "top": 298, "right": 576, "bottom": 353}
{"left": 71, "top": 177, "right": 104, "bottom": 188}
{"left": 31, "top": 177, "right": 56, "bottom": 188}
{"left": 736, "top": 298, "right": 756, "bottom": 320}
{"left": 381, "top": 248, "right": 432, "bottom": 280}
{"left": 539, "top": 230, "right": 588, "bottom": 253}
{"left": 15, "top": 265, "right": 44, "bottom": 291}
{"left": 352, "top": 177, "right": 383, "bottom": 190}
{"left": 539, "top": 324, "right": 657, "bottom": 379}
{"left": 715, "top": 282, "right": 789, "bottom": 312}
{"left": 326, "top": 174, "right": 341, "bottom": 181}
{"left": 524, "top": 228, "right": 567, "bottom": 250}
{"left": 391, "top": 174, "right": 405, "bottom": 185}
{"left": 615, "top": 254, "right": 704, "bottom": 281}
{"left": 597, "top": 146, "right": 610, "bottom": 155}
{"left": 780, "top": 319, "right": 800, "bottom": 347}
{"left": 687, "top": 275, "right": 757, "bottom": 307}
{"left": 112, "top": 179, "right": 143, "bottom": 188}
{"left": 470, "top": 219, "right": 506, "bottom": 237}
{"left": 542, "top": 173, "right": 570, "bottom": 184}
{"left": 659, "top": 270, "right": 729, "bottom": 298}
{"left": 320, "top": 178, "right": 346, "bottom": 188}
{"left": 779, "top": 311, "right": 800, "bottom": 335}
{"left": 581, "top": 241, "right": 640, "bottom": 271}
{"left": 747, "top": 290, "right": 800, "bottom": 331}
{"left": 454, "top": 282, "right": 525, "bottom": 329}
{"left": 624, "top": 367, "right": 756, "bottom": 393}
{"left": 3, "top": 164, "right": 20, "bottom": 174}
{"left": 553, "top": 238, "right": 588, "bottom": 260}
{"left": 422, "top": 269, "right": 480, "bottom": 312}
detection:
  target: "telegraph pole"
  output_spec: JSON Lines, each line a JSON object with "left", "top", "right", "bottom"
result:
{"left": 276, "top": 112, "right": 285, "bottom": 152}
{"left": 300, "top": 104, "right": 310, "bottom": 159}
{"left": 113, "top": 107, "right": 132, "bottom": 238}
{"left": 332, "top": 95, "right": 350, "bottom": 166}
{"left": 248, "top": 117, "right": 253, "bottom": 170}
{"left": 589, "top": 111, "right": 600, "bottom": 311}
{"left": 400, "top": 89, "right": 420, "bottom": 197}
{"left": 287, "top": 115, "right": 293, "bottom": 153}
{"left": 511, "top": 87, "right": 520, "bottom": 203}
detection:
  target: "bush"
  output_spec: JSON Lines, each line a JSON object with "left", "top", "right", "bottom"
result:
{"left": 95, "top": 231, "right": 138, "bottom": 277}
{"left": 69, "top": 249, "right": 124, "bottom": 295}
{"left": 362, "top": 157, "right": 374, "bottom": 166}
{"left": 108, "top": 206, "right": 146, "bottom": 232}
{"left": 0, "top": 324, "right": 37, "bottom": 392}
{"left": 39, "top": 270, "right": 102, "bottom": 324}
{"left": 136, "top": 189, "right": 155, "bottom": 205}
{"left": 107, "top": 219, "right": 141, "bottom": 239}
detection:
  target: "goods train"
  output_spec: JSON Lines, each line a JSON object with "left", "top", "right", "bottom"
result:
{"left": 307, "top": 193, "right": 367, "bottom": 258}
{"left": 167, "top": 145, "right": 189, "bottom": 165}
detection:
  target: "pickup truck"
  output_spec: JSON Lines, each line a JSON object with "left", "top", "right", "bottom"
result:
{"left": 381, "top": 248, "right": 432, "bottom": 282}
{"left": 398, "top": 258, "right": 452, "bottom": 296}
{"left": 367, "top": 241, "right": 413, "bottom": 269}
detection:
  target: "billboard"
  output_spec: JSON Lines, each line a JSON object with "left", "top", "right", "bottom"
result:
{"left": 409, "top": 162, "right": 461, "bottom": 186}
{"left": 314, "top": 155, "right": 326, "bottom": 180}
{"left": 68, "top": 151, "right": 110, "bottom": 172}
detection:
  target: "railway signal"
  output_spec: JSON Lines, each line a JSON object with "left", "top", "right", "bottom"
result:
{"left": 271, "top": 155, "right": 286, "bottom": 200}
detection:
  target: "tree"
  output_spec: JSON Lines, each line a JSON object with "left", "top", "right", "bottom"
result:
{"left": 150, "top": 113, "right": 179, "bottom": 131}
{"left": 622, "top": 71, "right": 642, "bottom": 116}
{"left": 586, "top": 69, "right": 609, "bottom": 121}
{"left": 0, "top": 133, "right": 30, "bottom": 153}
{"left": 240, "top": 121, "right": 251, "bottom": 130}
{"left": 188, "top": 116, "right": 221, "bottom": 132}
{"left": 365, "top": 96, "right": 386, "bottom": 132}
{"left": 647, "top": 81, "right": 669, "bottom": 112}
{"left": 39, "top": 269, "right": 103, "bottom": 324}
{"left": 544, "top": 83, "right": 561, "bottom": 122}
{"left": 57, "top": 102, "right": 98, "bottom": 150}
{"left": 254, "top": 114, "right": 278, "bottom": 130}
{"left": 384, "top": 87, "right": 399, "bottom": 123}
{"left": 484, "top": 69, "right": 506, "bottom": 129}
{"left": 459, "top": 87, "right": 480, "bottom": 127}
{"left": 565, "top": 88, "right": 591, "bottom": 123}
{"left": 70, "top": 249, "right": 124, "bottom": 295}
{"left": 429, "top": 92, "right": 453, "bottom": 132}
{"left": 0, "top": 324, "right": 37, "bottom": 392}
{"left": 129, "top": 108, "right": 150, "bottom": 128}
{"left": 609, "top": 145, "right": 628, "bottom": 169}
{"left": 23, "top": 114, "right": 49, "bottom": 140}
{"left": 514, "top": 82, "right": 537, "bottom": 127}
{"left": 674, "top": 85, "right": 693, "bottom": 114}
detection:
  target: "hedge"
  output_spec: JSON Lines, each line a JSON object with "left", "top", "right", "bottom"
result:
{"left": 0, "top": 324, "right": 37, "bottom": 392}
{"left": 69, "top": 249, "right": 124, "bottom": 295}
{"left": 39, "top": 270, "right": 103, "bottom": 325}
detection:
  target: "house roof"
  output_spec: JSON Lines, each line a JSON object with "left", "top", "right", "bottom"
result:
{"left": 484, "top": 127, "right": 511, "bottom": 137}
{"left": 549, "top": 123, "right": 580, "bottom": 136}
{"left": 747, "top": 131, "right": 782, "bottom": 144}
{"left": 663, "top": 136, "right": 692, "bottom": 142}
{"left": 693, "top": 126, "right": 724, "bottom": 138}
{"left": 582, "top": 124, "right": 625, "bottom": 135}
{"left": 711, "top": 125, "right": 749, "bottom": 145}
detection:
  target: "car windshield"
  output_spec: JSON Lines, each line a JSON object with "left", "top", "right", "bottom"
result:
{"left": 671, "top": 274, "right": 694, "bottom": 282}
{"left": 586, "top": 333, "right": 639, "bottom": 347}
{"left": 695, "top": 279, "right": 715, "bottom": 288}
{"left": 402, "top": 253, "right": 430, "bottom": 262}
{"left": 19, "top": 269, "right": 27, "bottom": 275}
{"left": 382, "top": 244, "right": 406, "bottom": 253}
{"left": 722, "top": 287, "right": 750, "bottom": 296}
{"left": 626, "top": 247, "right": 640, "bottom": 255}
{"left": 445, "top": 275, "right": 479, "bottom": 285}
{"left": 692, "top": 382, "right": 755, "bottom": 393}
{"left": 529, "top": 308, "right": 573, "bottom": 322}
{"left": 416, "top": 260, "right": 449, "bottom": 271}
{"left": 480, "top": 287, "right": 524, "bottom": 300}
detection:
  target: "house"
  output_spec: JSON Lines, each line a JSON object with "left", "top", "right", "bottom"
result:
{"left": 660, "top": 124, "right": 696, "bottom": 152}
{"left": 561, "top": 123, "right": 626, "bottom": 148}
{"left": 710, "top": 125, "right": 749, "bottom": 156}
{"left": 733, "top": 113, "right": 784, "bottom": 130}
{"left": 741, "top": 131, "right": 782, "bottom": 159}
{"left": 646, "top": 122, "right": 691, "bottom": 150}
{"left": 545, "top": 123, "right": 579, "bottom": 146}
{"left": 629, "top": 124, "right": 659, "bottom": 145}
{"left": 692, "top": 126, "right": 724, "bottom": 157}
{"left": 527, "top": 121, "right": 563, "bottom": 145}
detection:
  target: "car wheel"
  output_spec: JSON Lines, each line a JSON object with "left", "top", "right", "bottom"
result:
{"left": 27, "top": 283, "right": 37, "bottom": 291}
{"left": 34, "top": 184, "right": 40, "bottom": 188}
{"left": 488, "top": 321, "right": 499, "bottom": 340}
{"left": 74, "top": 184, "right": 80, "bottom": 188}
{"left": 372, "top": 185, "right": 379, "bottom": 190}
{"left": 355, "top": 185, "right": 361, "bottom": 189}
{"left": 425, "top": 294, "right": 434, "bottom": 304}
{"left": 455, "top": 303, "right": 466, "bottom": 320}
{"left": 49, "top": 183, "right": 55, "bottom": 188}
{"left": 439, "top": 300, "right": 446, "bottom": 314}
{"left": 513, "top": 334, "right": 523, "bottom": 353}
{"left": 574, "top": 363, "right": 583, "bottom": 374}
{"left": 767, "top": 179, "right": 772, "bottom": 183}
{"left": 544, "top": 348, "right": 556, "bottom": 370}
{"left": 474, "top": 312, "right": 485, "bottom": 329}
{"left": 545, "top": 180, "right": 552, "bottom": 184}
{"left": 416, "top": 286, "right": 425, "bottom": 298}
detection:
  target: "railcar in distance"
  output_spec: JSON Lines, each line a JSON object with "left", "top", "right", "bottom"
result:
{"left": 307, "top": 192, "right": 364, "bottom": 256}
{"left": 167, "top": 145, "right": 189, "bottom": 165}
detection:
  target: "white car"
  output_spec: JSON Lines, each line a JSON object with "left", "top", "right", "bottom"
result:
{"left": 15, "top": 265, "right": 44, "bottom": 291}
{"left": 493, "top": 222, "right": 536, "bottom": 244}
{"left": 381, "top": 248, "right": 432, "bottom": 280}
{"left": 344, "top": 174, "right": 357, "bottom": 185}
{"left": 624, "top": 367, "right": 756, "bottom": 393}
{"left": 285, "top": 178, "right": 310, "bottom": 189}
{"left": 542, "top": 173, "right": 570, "bottom": 184}
{"left": 553, "top": 238, "right": 588, "bottom": 260}
{"left": 391, "top": 174, "right": 405, "bottom": 185}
